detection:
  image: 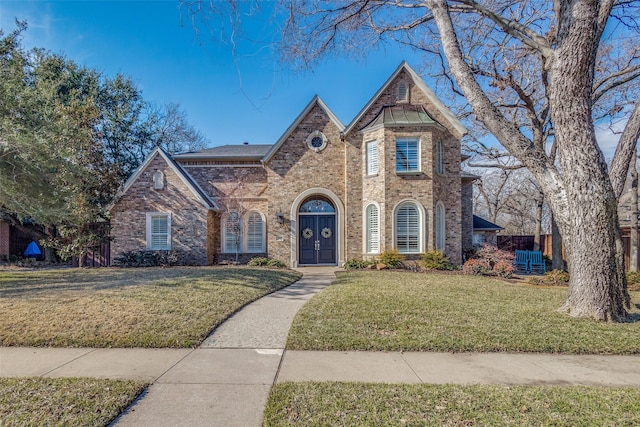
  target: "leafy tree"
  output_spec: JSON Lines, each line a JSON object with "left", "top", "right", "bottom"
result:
{"left": 182, "top": 0, "right": 640, "bottom": 320}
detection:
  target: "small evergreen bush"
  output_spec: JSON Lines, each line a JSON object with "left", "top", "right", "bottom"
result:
{"left": 421, "top": 250, "right": 456, "bottom": 270}
{"left": 266, "top": 259, "right": 287, "bottom": 268}
{"left": 529, "top": 269, "right": 570, "bottom": 286}
{"left": 344, "top": 259, "right": 374, "bottom": 270}
{"left": 247, "top": 257, "right": 269, "bottom": 266}
{"left": 377, "top": 249, "right": 405, "bottom": 268}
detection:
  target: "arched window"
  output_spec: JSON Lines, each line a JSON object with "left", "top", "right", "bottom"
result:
{"left": 395, "top": 202, "right": 421, "bottom": 253}
{"left": 365, "top": 204, "right": 380, "bottom": 254}
{"left": 245, "top": 212, "right": 265, "bottom": 253}
{"left": 224, "top": 212, "right": 241, "bottom": 253}
{"left": 397, "top": 79, "right": 408, "bottom": 102}
{"left": 436, "top": 141, "right": 443, "bottom": 174}
{"left": 153, "top": 171, "right": 164, "bottom": 190}
{"left": 435, "top": 202, "right": 445, "bottom": 252}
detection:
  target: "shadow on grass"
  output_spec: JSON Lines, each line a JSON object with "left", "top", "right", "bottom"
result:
{"left": 0, "top": 267, "right": 298, "bottom": 298}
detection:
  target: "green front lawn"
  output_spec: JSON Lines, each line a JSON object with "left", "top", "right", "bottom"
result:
{"left": 287, "top": 271, "right": 640, "bottom": 354}
{"left": 0, "top": 377, "right": 146, "bottom": 426}
{"left": 264, "top": 382, "right": 640, "bottom": 426}
{"left": 0, "top": 266, "right": 301, "bottom": 347}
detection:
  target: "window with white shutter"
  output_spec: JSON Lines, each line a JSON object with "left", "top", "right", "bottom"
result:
{"left": 366, "top": 204, "right": 380, "bottom": 254}
{"left": 395, "top": 202, "right": 421, "bottom": 253}
{"left": 396, "top": 138, "right": 420, "bottom": 173}
{"left": 246, "top": 212, "right": 265, "bottom": 253}
{"left": 146, "top": 213, "right": 171, "bottom": 250}
{"left": 366, "top": 140, "right": 378, "bottom": 176}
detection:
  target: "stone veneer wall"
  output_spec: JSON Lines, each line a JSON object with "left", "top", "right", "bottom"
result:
{"left": 264, "top": 102, "right": 346, "bottom": 266}
{"left": 110, "top": 154, "right": 210, "bottom": 265}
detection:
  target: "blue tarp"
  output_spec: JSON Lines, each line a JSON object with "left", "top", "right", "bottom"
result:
{"left": 24, "top": 241, "right": 41, "bottom": 257}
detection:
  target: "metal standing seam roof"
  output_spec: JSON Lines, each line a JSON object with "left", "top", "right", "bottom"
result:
{"left": 360, "top": 104, "right": 443, "bottom": 131}
{"left": 173, "top": 144, "right": 274, "bottom": 160}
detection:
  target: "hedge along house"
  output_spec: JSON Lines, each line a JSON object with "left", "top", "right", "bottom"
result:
{"left": 109, "top": 62, "right": 476, "bottom": 267}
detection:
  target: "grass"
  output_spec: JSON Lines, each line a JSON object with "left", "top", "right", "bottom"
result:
{"left": 287, "top": 270, "right": 640, "bottom": 354}
{"left": 264, "top": 382, "right": 640, "bottom": 426}
{"left": 0, "top": 266, "right": 301, "bottom": 347}
{"left": 0, "top": 377, "right": 146, "bottom": 426}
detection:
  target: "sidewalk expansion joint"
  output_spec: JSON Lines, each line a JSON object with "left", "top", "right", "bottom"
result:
{"left": 41, "top": 348, "right": 98, "bottom": 377}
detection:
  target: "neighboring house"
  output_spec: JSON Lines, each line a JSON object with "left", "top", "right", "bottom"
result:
{"left": 0, "top": 214, "right": 46, "bottom": 261}
{"left": 110, "top": 62, "right": 476, "bottom": 267}
{"left": 472, "top": 215, "right": 503, "bottom": 247}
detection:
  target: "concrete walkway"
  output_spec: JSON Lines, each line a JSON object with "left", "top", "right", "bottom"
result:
{"left": 2, "top": 267, "right": 640, "bottom": 426}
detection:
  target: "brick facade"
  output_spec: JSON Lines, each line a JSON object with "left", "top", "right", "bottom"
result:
{"left": 0, "top": 220, "right": 9, "bottom": 258}
{"left": 110, "top": 63, "right": 473, "bottom": 267}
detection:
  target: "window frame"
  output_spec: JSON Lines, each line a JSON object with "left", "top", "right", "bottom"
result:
{"left": 395, "top": 137, "right": 421, "bottom": 174}
{"left": 394, "top": 201, "right": 423, "bottom": 254}
{"left": 436, "top": 141, "right": 444, "bottom": 175}
{"left": 244, "top": 211, "right": 266, "bottom": 253}
{"left": 364, "top": 203, "right": 380, "bottom": 254}
{"left": 146, "top": 212, "right": 171, "bottom": 250}
{"left": 366, "top": 140, "right": 378, "bottom": 176}
{"left": 223, "top": 212, "right": 242, "bottom": 253}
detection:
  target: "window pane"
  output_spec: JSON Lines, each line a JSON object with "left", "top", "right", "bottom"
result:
{"left": 366, "top": 205, "right": 379, "bottom": 253}
{"left": 225, "top": 213, "right": 241, "bottom": 252}
{"left": 366, "top": 141, "right": 378, "bottom": 175}
{"left": 436, "top": 141, "right": 443, "bottom": 174}
{"left": 396, "top": 139, "right": 419, "bottom": 172}
{"left": 436, "top": 204, "right": 445, "bottom": 251}
{"left": 150, "top": 215, "right": 169, "bottom": 250}
{"left": 300, "top": 199, "right": 335, "bottom": 213}
{"left": 396, "top": 204, "right": 419, "bottom": 253}
{"left": 246, "top": 212, "right": 264, "bottom": 253}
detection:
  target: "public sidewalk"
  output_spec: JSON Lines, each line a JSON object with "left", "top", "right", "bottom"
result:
{"left": 2, "top": 267, "right": 640, "bottom": 426}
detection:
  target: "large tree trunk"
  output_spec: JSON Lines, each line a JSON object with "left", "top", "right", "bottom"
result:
{"left": 533, "top": 191, "right": 543, "bottom": 252}
{"left": 548, "top": 1, "right": 628, "bottom": 321}
{"left": 551, "top": 215, "right": 564, "bottom": 271}
{"left": 630, "top": 150, "right": 638, "bottom": 272}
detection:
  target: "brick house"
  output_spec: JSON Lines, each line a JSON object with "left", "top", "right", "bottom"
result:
{"left": 110, "top": 62, "right": 476, "bottom": 267}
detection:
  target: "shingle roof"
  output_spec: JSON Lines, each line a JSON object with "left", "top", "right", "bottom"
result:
{"left": 173, "top": 144, "right": 273, "bottom": 160}
{"left": 360, "top": 105, "right": 441, "bottom": 131}
{"left": 473, "top": 215, "right": 503, "bottom": 231}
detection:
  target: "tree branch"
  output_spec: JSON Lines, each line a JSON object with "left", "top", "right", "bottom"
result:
{"left": 610, "top": 102, "right": 640, "bottom": 198}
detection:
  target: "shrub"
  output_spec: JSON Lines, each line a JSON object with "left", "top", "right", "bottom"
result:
{"left": 475, "top": 244, "right": 514, "bottom": 268}
{"left": 344, "top": 259, "right": 374, "bottom": 270}
{"left": 492, "top": 260, "right": 515, "bottom": 278}
{"left": 462, "top": 258, "right": 491, "bottom": 275}
{"left": 113, "top": 250, "right": 182, "bottom": 267}
{"left": 627, "top": 271, "right": 640, "bottom": 291}
{"left": 377, "top": 249, "right": 404, "bottom": 269}
{"left": 266, "top": 259, "right": 287, "bottom": 268}
{"left": 421, "top": 250, "right": 456, "bottom": 270}
{"left": 247, "top": 257, "right": 270, "bottom": 266}
{"left": 529, "top": 269, "right": 570, "bottom": 286}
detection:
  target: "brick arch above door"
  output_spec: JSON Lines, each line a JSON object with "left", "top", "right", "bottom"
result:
{"left": 290, "top": 188, "right": 345, "bottom": 268}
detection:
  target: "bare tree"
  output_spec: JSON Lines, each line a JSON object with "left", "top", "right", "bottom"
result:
{"left": 184, "top": 1, "right": 640, "bottom": 320}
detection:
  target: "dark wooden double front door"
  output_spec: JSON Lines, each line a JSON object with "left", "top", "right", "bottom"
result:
{"left": 299, "top": 214, "right": 336, "bottom": 265}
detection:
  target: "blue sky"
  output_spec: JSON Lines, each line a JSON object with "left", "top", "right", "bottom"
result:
{"left": 0, "top": 0, "right": 427, "bottom": 148}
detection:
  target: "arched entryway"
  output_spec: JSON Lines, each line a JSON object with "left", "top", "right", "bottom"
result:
{"left": 298, "top": 196, "right": 336, "bottom": 265}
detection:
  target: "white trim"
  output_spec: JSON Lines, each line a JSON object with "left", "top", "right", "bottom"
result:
{"left": 342, "top": 62, "right": 467, "bottom": 139}
{"left": 244, "top": 211, "right": 266, "bottom": 253}
{"left": 392, "top": 200, "right": 426, "bottom": 254}
{"left": 306, "top": 130, "right": 328, "bottom": 153}
{"left": 145, "top": 212, "right": 171, "bottom": 250}
{"left": 263, "top": 96, "right": 345, "bottom": 163}
{"left": 366, "top": 140, "right": 379, "bottom": 176}
{"left": 290, "top": 188, "right": 345, "bottom": 267}
{"left": 363, "top": 202, "right": 381, "bottom": 254}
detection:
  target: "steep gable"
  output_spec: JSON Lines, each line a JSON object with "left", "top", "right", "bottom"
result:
{"left": 110, "top": 147, "right": 217, "bottom": 211}
{"left": 262, "top": 95, "right": 345, "bottom": 163}
{"left": 343, "top": 61, "right": 466, "bottom": 139}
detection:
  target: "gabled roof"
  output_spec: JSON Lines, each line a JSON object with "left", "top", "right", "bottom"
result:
{"left": 262, "top": 95, "right": 345, "bottom": 163}
{"left": 173, "top": 144, "right": 272, "bottom": 161}
{"left": 360, "top": 104, "right": 445, "bottom": 132}
{"left": 473, "top": 215, "right": 503, "bottom": 231}
{"left": 343, "top": 61, "right": 467, "bottom": 139}
{"left": 110, "top": 147, "right": 218, "bottom": 211}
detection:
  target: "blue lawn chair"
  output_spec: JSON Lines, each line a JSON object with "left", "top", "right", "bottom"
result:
{"left": 529, "top": 251, "right": 546, "bottom": 274}
{"left": 514, "top": 250, "right": 530, "bottom": 273}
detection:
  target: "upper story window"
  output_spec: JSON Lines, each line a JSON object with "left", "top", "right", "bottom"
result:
{"left": 153, "top": 171, "right": 164, "bottom": 190}
{"left": 397, "top": 79, "right": 408, "bottom": 103}
{"left": 436, "top": 141, "right": 443, "bottom": 174}
{"left": 306, "top": 130, "right": 328, "bottom": 152}
{"left": 146, "top": 213, "right": 171, "bottom": 250}
{"left": 396, "top": 138, "right": 420, "bottom": 173}
{"left": 366, "top": 140, "right": 378, "bottom": 176}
